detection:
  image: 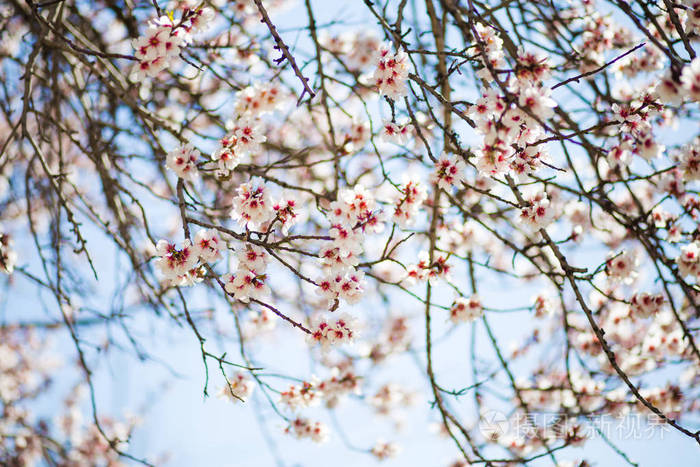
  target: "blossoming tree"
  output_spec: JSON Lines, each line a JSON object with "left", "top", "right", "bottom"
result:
{"left": 1, "top": 0, "right": 700, "bottom": 465}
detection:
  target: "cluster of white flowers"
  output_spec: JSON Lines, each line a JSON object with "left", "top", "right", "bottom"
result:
{"left": 431, "top": 153, "right": 466, "bottom": 191}
{"left": 154, "top": 229, "right": 223, "bottom": 286}
{"left": 0, "top": 232, "right": 17, "bottom": 274}
{"left": 656, "top": 57, "right": 700, "bottom": 104}
{"left": 630, "top": 292, "right": 664, "bottom": 318}
{"left": 605, "top": 250, "right": 639, "bottom": 284}
{"left": 320, "top": 31, "right": 381, "bottom": 71}
{"left": 533, "top": 294, "right": 556, "bottom": 318}
{"left": 271, "top": 197, "right": 300, "bottom": 235}
{"left": 211, "top": 118, "right": 266, "bottom": 176}
{"left": 379, "top": 120, "right": 411, "bottom": 145}
{"left": 305, "top": 366, "right": 361, "bottom": 409}
{"left": 369, "top": 383, "right": 415, "bottom": 416}
{"left": 166, "top": 143, "right": 199, "bottom": 181}
{"left": 230, "top": 178, "right": 275, "bottom": 230}
{"left": 370, "top": 440, "right": 400, "bottom": 460}
{"left": 222, "top": 245, "right": 269, "bottom": 303}
{"left": 575, "top": 12, "right": 631, "bottom": 72}
{"left": 193, "top": 229, "right": 223, "bottom": 263}
{"left": 314, "top": 185, "right": 383, "bottom": 311}
{"left": 315, "top": 268, "right": 365, "bottom": 308}
{"left": 373, "top": 43, "right": 409, "bottom": 100}
{"left": 392, "top": 178, "right": 427, "bottom": 227}
{"left": 518, "top": 85, "right": 556, "bottom": 120}
{"left": 676, "top": 242, "right": 700, "bottom": 279}
{"left": 510, "top": 146, "right": 551, "bottom": 181}
{"left": 466, "top": 24, "right": 557, "bottom": 179}
{"left": 683, "top": 0, "right": 700, "bottom": 32}
{"left": 131, "top": 6, "right": 214, "bottom": 80}
{"left": 234, "top": 82, "right": 286, "bottom": 116}
{"left": 217, "top": 372, "right": 255, "bottom": 403}
{"left": 641, "top": 320, "right": 687, "bottom": 360}
{"left": 468, "top": 85, "right": 553, "bottom": 178}
{"left": 209, "top": 83, "right": 286, "bottom": 176}
{"left": 153, "top": 238, "right": 198, "bottom": 284}
{"left": 403, "top": 251, "right": 453, "bottom": 285}
{"left": 473, "top": 23, "right": 507, "bottom": 82}
{"left": 681, "top": 58, "right": 700, "bottom": 102}
{"left": 308, "top": 313, "right": 356, "bottom": 348}
{"left": 318, "top": 239, "right": 361, "bottom": 273}
{"left": 328, "top": 185, "right": 383, "bottom": 233}
{"left": 606, "top": 142, "right": 633, "bottom": 170}
{"left": 449, "top": 296, "right": 483, "bottom": 324}
{"left": 285, "top": 417, "right": 329, "bottom": 443}
{"left": 679, "top": 138, "right": 700, "bottom": 181}
{"left": 518, "top": 191, "right": 555, "bottom": 231}
{"left": 605, "top": 101, "right": 664, "bottom": 170}
{"left": 343, "top": 119, "right": 371, "bottom": 153}
{"left": 279, "top": 381, "right": 323, "bottom": 411}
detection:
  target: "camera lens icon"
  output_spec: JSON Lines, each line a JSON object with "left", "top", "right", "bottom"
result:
{"left": 479, "top": 410, "right": 509, "bottom": 440}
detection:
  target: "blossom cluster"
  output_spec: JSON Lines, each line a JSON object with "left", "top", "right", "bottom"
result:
{"left": 154, "top": 229, "right": 223, "bottom": 286}
{"left": 371, "top": 440, "right": 400, "bottom": 460}
{"left": 308, "top": 313, "right": 357, "bottom": 349}
{"left": 518, "top": 190, "right": 555, "bottom": 231}
{"left": 403, "top": 250, "right": 453, "bottom": 285}
{"left": 373, "top": 43, "right": 409, "bottom": 100}
{"left": 284, "top": 417, "right": 329, "bottom": 443}
{"left": 218, "top": 372, "right": 255, "bottom": 403}
{"left": 230, "top": 178, "right": 275, "bottom": 230}
{"left": 605, "top": 249, "right": 639, "bottom": 284}
{"left": 0, "top": 232, "right": 17, "bottom": 274}
{"left": 279, "top": 381, "right": 323, "bottom": 411}
{"left": 449, "top": 295, "right": 483, "bottom": 324}
{"left": 467, "top": 31, "right": 555, "bottom": 180}
{"left": 222, "top": 245, "right": 269, "bottom": 303}
{"left": 391, "top": 178, "right": 428, "bottom": 227}
{"left": 431, "top": 153, "right": 466, "bottom": 191}
{"left": 211, "top": 83, "right": 286, "bottom": 176}
{"left": 166, "top": 142, "right": 200, "bottom": 181}
{"left": 131, "top": 6, "right": 214, "bottom": 80}
{"left": 657, "top": 58, "right": 700, "bottom": 104}
{"left": 315, "top": 185, "right": 382, "bottom": 311}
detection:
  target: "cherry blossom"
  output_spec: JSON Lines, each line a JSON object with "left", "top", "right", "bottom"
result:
{"left": 431, "top": 153, "right": 465, "bottom": 190}
{"left": 370, "top": 440, "right": 400, "bottom": 460}
{"left": 676, "top": 242, "right": 700, "bottom": 278}
{"left": 230, "top": 178, "right": 275, "bottom": 230}
{"left": 166, "top": 142, "right": 199, "bottom": 180}
{"left": 193, "top": 229, "right": 224, "bottom": 263}
{"left": 681, "top": 57, "right": 700, "bottom": 101}
{"left": 218, "top": 372, "right": 255, "bottom": 403}
{"left": 519, "top": 191, "right": 555, "bottom": 231}
{"left": 279, "top": 381, "right": 323, "bottom": 411}
{"left": 606, "top": 250, "right": 639, "bottom": 284}
{"left": 308, "top": 313, "right": 357, "bottom": 348}
{"left": 449, "top": 296, "right": 483, "bottom": 324}
{"left": 630, "top": 292, "right": 665, "bottom": 318}
{"left": 154, "top": 239, "right": 199, "bottom": 284}
{"left": 392, "top": 179, "right": 427, "bottom": 227}
{"left": 0, "top": 232, "right": 17, "bottom": 274}
{"left": 285, "top": 417, "right": 329, "bottom": 443}
{"left": 373, "top": 43, "right": 409, "bottom": 100}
